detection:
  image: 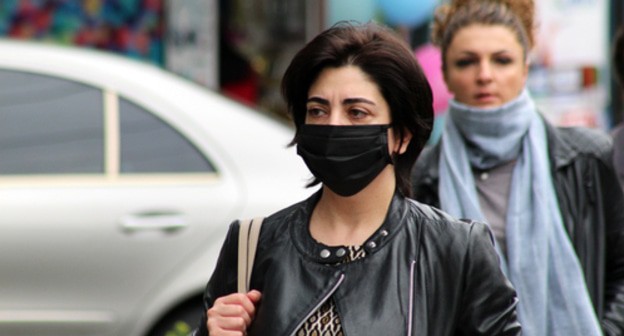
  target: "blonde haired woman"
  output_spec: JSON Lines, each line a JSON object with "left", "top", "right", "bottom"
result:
{"left": 412, "top": 0, "right": 624, "bottom": 335}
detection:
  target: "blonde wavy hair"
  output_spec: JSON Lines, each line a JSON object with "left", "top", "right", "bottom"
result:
{"left": 431, "top": 0, "right": 536, "bottom": 69}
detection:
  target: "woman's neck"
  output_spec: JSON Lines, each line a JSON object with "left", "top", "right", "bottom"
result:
{"left": 309, "top": 165, "right": 396, "bottom": 246}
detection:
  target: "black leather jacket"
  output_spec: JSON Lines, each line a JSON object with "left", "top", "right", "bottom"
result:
{"left": 195, "top": 190, "right": 521, "bottom": 335}
{"left": 412, "top": 121, "right": 624, "bottom": 335}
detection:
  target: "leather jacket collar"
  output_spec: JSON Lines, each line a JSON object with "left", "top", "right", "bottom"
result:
{"left": 290, "top": 189, "right": 409, "bottom": 264}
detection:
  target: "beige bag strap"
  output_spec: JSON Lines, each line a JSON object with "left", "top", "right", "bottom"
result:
{"left": 237, "top": 217, "right": 264, "bottom": 293}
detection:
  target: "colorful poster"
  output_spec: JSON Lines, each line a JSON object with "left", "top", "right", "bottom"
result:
{"left": 0, "top": 0, "right": 164, "bottom": 65}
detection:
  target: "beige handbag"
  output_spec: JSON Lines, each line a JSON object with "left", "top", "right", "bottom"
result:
{"left": 237, "top": 217, "right": 264, "bottom": 293}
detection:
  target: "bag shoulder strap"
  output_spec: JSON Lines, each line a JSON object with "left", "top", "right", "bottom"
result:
{"left": 237, "top": 217, "right": 264, "bottom": 293}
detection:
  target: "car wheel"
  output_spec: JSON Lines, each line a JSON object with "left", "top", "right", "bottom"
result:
{"left": 148, "top": 299, "right": 203, "bottom": 336}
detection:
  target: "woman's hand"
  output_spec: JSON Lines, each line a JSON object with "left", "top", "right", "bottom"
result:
{"left": 206, "top": 290, "right": 262, "bottom": 335}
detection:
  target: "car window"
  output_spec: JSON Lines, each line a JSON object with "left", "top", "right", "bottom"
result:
{"left": 119, "top": 97, "right": 215, "bottom": 173}
{"left": 0, "top": 69, "right": 104, "bottom": 175}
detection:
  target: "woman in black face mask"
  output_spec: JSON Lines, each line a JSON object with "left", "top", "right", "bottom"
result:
{"left": 193, "top": 22, "right": 520, "bottom": 336}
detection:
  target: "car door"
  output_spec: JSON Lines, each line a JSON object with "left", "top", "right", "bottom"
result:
{"left": 0, "top": 69, "right": 240, "bottom": 336}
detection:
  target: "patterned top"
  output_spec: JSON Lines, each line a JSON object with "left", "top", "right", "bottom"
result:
{"left": 296, "top": 245, "right": 366, "bottom": 336}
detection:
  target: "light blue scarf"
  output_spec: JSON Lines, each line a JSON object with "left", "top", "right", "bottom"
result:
{"left": 439, "top": 89, "right": 602, "bottom": 336}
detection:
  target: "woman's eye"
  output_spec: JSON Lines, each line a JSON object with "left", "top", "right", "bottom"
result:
{"left": 495, "top": 57, "right": 513, "bottom": 65}
{"left": 306, "top": 107, "right": 325, "bottom": 117}
{"left": 455, "top": 59, "right": 475, "bottom": 68}
{"left": 349, "top": 109, "right": 368, "bottom": 118}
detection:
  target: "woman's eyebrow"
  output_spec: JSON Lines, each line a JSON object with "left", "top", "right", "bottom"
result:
{"left": 307, "top": 96, "right": 329, "bottom": 105}
{"left": 343, "top": 98, "right": 375, "bottom": 106}
{"left": 307, "top": 96, "right": 376, "bottom": 106}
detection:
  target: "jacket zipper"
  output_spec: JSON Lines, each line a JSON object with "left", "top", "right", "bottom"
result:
{"left": 407, "top": 260, "right": 416, "bottom": 336}
{"left": 288, "top": 272, "right": 346, "bottom": 336}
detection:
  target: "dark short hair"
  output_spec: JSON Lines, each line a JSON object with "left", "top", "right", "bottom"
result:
{"left": 613, "top": 25, "right": 624, "bottom": 88}
{"left": 281, "top": 21, "right": 433, "bottom": 197}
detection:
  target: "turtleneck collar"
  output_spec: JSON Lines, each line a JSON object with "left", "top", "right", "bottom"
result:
{"left": 446, "top": 88, "right": 538, "bottom": 169}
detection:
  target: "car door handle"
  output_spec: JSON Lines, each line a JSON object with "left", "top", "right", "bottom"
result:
{"left": 120, "top": 212, "right": 187, "bottom": 232}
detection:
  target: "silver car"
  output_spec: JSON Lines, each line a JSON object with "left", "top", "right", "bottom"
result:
{"left": 0, "top": 39, "right": 313, "bottom": 336}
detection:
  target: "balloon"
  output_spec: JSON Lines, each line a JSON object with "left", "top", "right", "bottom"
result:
{"left": 414, "top": 43, "right": 453, "bottom": 115}
{"left": 327, "top": 0, "right": 377, "bottom": 27}
{"left": 376, "top": 0, "right": 437, "bottom": 27}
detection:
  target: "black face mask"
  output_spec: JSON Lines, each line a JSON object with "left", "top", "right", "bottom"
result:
{"left": 296, "top": 124, "right": 392, "bottom": 197}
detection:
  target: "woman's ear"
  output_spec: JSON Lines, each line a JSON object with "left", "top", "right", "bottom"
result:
{"left": 442, "top": 68, "right": 456, "bottom": 96}
{"left": 522, "top": 59, "right": 530, "bottom": 82}
{"left": 394, "top": 129, "right": 413, "bottom": 155}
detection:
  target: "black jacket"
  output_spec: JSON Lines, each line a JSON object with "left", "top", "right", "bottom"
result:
{"left": 612, "top": 124, "right": 624, "bottom": 189}
{"left": 195, "top": 190, "right": 521, "bottom": 335}
{"left": 412, "top": 121, "right": 624, "bottom": 335}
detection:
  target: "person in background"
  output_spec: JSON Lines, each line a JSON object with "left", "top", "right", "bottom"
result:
{"left": 611, "top": 25, "right": 624, "bottom": 189}
{"left": 411, "top": 0, "right": 624, "bottom": 335}
{"left": 192, "top": 21, "right": 520, "bottom": 336}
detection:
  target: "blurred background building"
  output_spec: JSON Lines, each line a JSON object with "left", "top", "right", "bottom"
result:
{"left": 1, "top": 0, "right": 622, "bottom": 137}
